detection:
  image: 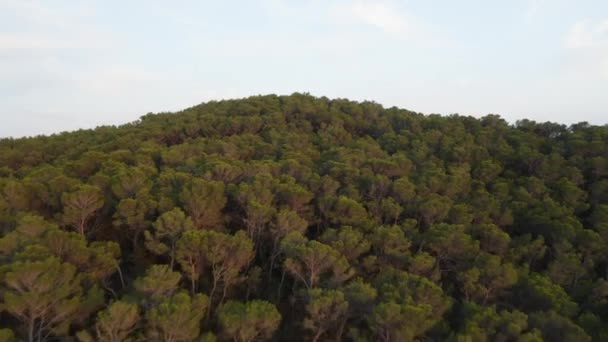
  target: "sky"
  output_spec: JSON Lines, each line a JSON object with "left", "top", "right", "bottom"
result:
{"left": 1, "top": 0, "right": 607, "bottom": 137}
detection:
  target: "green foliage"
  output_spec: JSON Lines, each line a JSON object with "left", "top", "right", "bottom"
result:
{"left": 134, "top": 264, "right": 181, "bottom": 304}
{"left": 1, "top": 94, "right": 607, "bottom": 340}
{"left": 218, "top": 300, "right": 281, "bottom": 342}
{"left": 514, "top": 273, "right": 579, "bottom": 317}
{"left": 281, "top": 232, "right": 353, "bottom": 289}
{"left": 145, "top": 207, "right": 194, "bottom": 268}
{"left": 1, "top": 257, "right": 90, "bottom": 341}
{"left": 455, "top": 301, "right": 533, "bottom": 341}
{"left": 175, "top": 229, "right": 253, "bottom": 304}
{"left": 180, "top": 178, "right": 226, "bottom": 230}
{"left": 61, "top": 185, "right": 104, "bottom": 236}
{"left": 529, "top": 311, "right": 591, "bottom": 342}
{"left": 0, "top": 329, "right": 15, "bottom": 342}
{"left": 304, "top": 288, "right": 349, "bottom": 342}
{"left": 92, "top": 301, "right": 140, "bottom": 342}
{"left": 145, "top": 291, "right": 209, "bottom": 341}
{"left": 372, "top": 269, "right": 452, "bottom": 340}
{"left": 457, "top": 253, "right": 518, "bottom": 304}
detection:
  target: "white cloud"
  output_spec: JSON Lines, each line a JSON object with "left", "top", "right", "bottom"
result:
{"left": 524, "top": 0, "right": 543, "bottom": 20}
{"left": 0, "top": 1, "right": 113, "bottom": 55}
{"left": 331, "top": 0, "right": 421, "bottom": 39}
{"left": 564, "top": 19, "right": 608, "bottom": 49}
{"left": 562, "top": 19, "right": 608, "bottom": 81}
{"left": 0, "top": 0, "right": 95, "bottom": 29}
{"left": 602, "top": 57, "right": 608, "bottom": 79}
{"left": 349, "top": 1, "right": 410, "bottom": 35}
{"left": 0, "top": 33, "right": 107, "bottom": 51}
{"left": 0, "top": 34, "right": 65, "bottom": 50}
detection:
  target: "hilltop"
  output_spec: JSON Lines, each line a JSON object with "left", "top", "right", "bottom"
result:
{"left": 1, "top": 93, "right": 607, "bottom": 341}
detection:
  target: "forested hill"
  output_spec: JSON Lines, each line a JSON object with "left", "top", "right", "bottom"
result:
{"left": 1, "top": 93, "right": 608, "bottom": 341}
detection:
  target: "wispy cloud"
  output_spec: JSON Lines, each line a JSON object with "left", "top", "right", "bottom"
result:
{"left": 563, "top": 19, "right": 608, "bottom": 80}
{"left": 0, "top": 1, "right": 112, "bottom": 54}
{"left": 524, "top": 0, "right": 544, "bottom": 21}
{"left": 0, "top": 33, "right": 110, "bottom": 52}
{"left": 0, "top": 34, "right": 70, "bottom": 50}
{"left": 349, "top": 1, "right": 410, "bottom": 36}
{"left": 332, "top": 1, "right": 422, "bottom": 40}
{"left": 564, "top": 19, "right": 608, "bottom": 49}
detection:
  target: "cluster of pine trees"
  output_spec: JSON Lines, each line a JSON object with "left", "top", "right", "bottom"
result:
{"left": 0, "top": 93, "right": 607, "bottom": 341}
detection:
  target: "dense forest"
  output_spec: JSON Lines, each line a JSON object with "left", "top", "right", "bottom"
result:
{"left": 0, "top": 93, "right": 607, "bottom": 341}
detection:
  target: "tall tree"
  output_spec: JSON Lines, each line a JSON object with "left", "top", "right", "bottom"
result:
{"left": 1, "top": 258, "right": 93, "bottom": 341}
{"left": 180, "top": 178, "right": 226, "bottom": 230}
{"left": 145, "top": 208, "right": 194, "bottom": 268}
{"left": 61, "top": 185, "right": 104, "bottom": 236}
{"left": 89, "top": 301, "right": 140, "bottom": 342}
{"left": 113, "top": 193, "right": 157, "bottom": 249}
{"left": 176, "top": 230, "right": 254, "bottom": 307}
{"left": 134, "top": 264, "right": 181, "bottom": 305}
{"left": 304, "top": 288, "right": 349, "bottom": 342}
{"left": 280, "top": 232, "right": 353, "bottom": 290}
{"left": 218, "top": 300, "right": 281, "bottom": 342}
{"left": 145, "top": 291, "right": 209, "bottom": 342}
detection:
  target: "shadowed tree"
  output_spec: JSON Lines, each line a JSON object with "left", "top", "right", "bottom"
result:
{"left": 336, "top": 279, "right": 377, "bottom": 340}
{"left": 134, "top": 264, "right": 181, "bottom": 305}
{"left": 454, "top": 301, "right": 534, "bottom": 342}
{"left": 304, "top": 288, "right": 349, "bottom": 342}
{"left": 321, "top": 226, "right": 371, "bottom": 263}
{"left": 370, "top": 269, "right": 452, "bottom": 341}
{"left": 422, "top": 223, "right": 479, "bottom": 274}
{"left": 268, "top": 209, "right": 308, "bottom": 275}
{"left": 368, "top": 302, "right": 407, "bottom": 342}
{"left": 110, "top": 166, "right": 151, "bottom": 200}
{"left": 145, "top": 208, "right": 194, "bottom": 268}
{"left": 235, "top": 175, "right": 278, "bottom": 242}
{"left": 529, "top": 311, "right": 591, "bottom": 342}
{"left": 113, "top": 194, "right": 157, "bottom": 249}
{"left": 0, "top": 329, "right": 15, "bottom": 342}
{"left": 418, "top": 194, "right": 452, "bottom": 227}
{"left": 2, "top": 179, "right": 29, "bottom": 213}
{"left": 457, "top": 253, "right": 518, "bottom": 305}
{"left": 175, "top": 230, "right": 206, "bottom": 293}
{"left": 328, "top": 196, "right": 369, "bottom": 227}
{"left": 180, "top": 178, "right": 226, "bottom": 230}
{"left": 371, "top": 225, "right": 411, "bottom": 267}
{"left": 513, "top": 273, "right": 579, "bottom": 318}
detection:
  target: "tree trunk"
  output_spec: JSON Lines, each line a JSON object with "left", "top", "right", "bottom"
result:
{"left": 208, "top": 278, "right": 218, "bottom": 317}
{"left": 220, "top": 284, "right": 228, "bottom": 306}
{"left": 132, "top": 229, "right": 141, "bottom": 251}
{"left": 79, "top": 214, "right": 86, "bottom": 236}
{"left": 116, "top": 263, "right": 126, "bottom": 289}
{"left": 170, "top": 243, "right": 175, "bottom": 270}
{"left": 335, "top": 317, "right": 347, "bottom": 341}
{"left": 277, "top": 270, "right": 286, "bottom": 301}
{"left": 28, "top": 318, "right": 35, "bottom": 342}
{"left": 190, "top": 261, "right": 197, "bottom": 294}
{"left": 312, "top": 329, "right": 324, "bottom": 342}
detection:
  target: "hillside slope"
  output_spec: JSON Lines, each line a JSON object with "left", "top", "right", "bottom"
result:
{"left": 1, "top": 93, "right": 608, "bottom": 341}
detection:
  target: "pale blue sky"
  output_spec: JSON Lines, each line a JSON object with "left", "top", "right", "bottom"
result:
{"left": 1, "top": 0, "right": 607, "bottom": 137}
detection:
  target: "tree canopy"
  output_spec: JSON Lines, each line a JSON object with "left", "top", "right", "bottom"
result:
{"left": 1, "top": 93, "right": 607, "bottom": 341}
